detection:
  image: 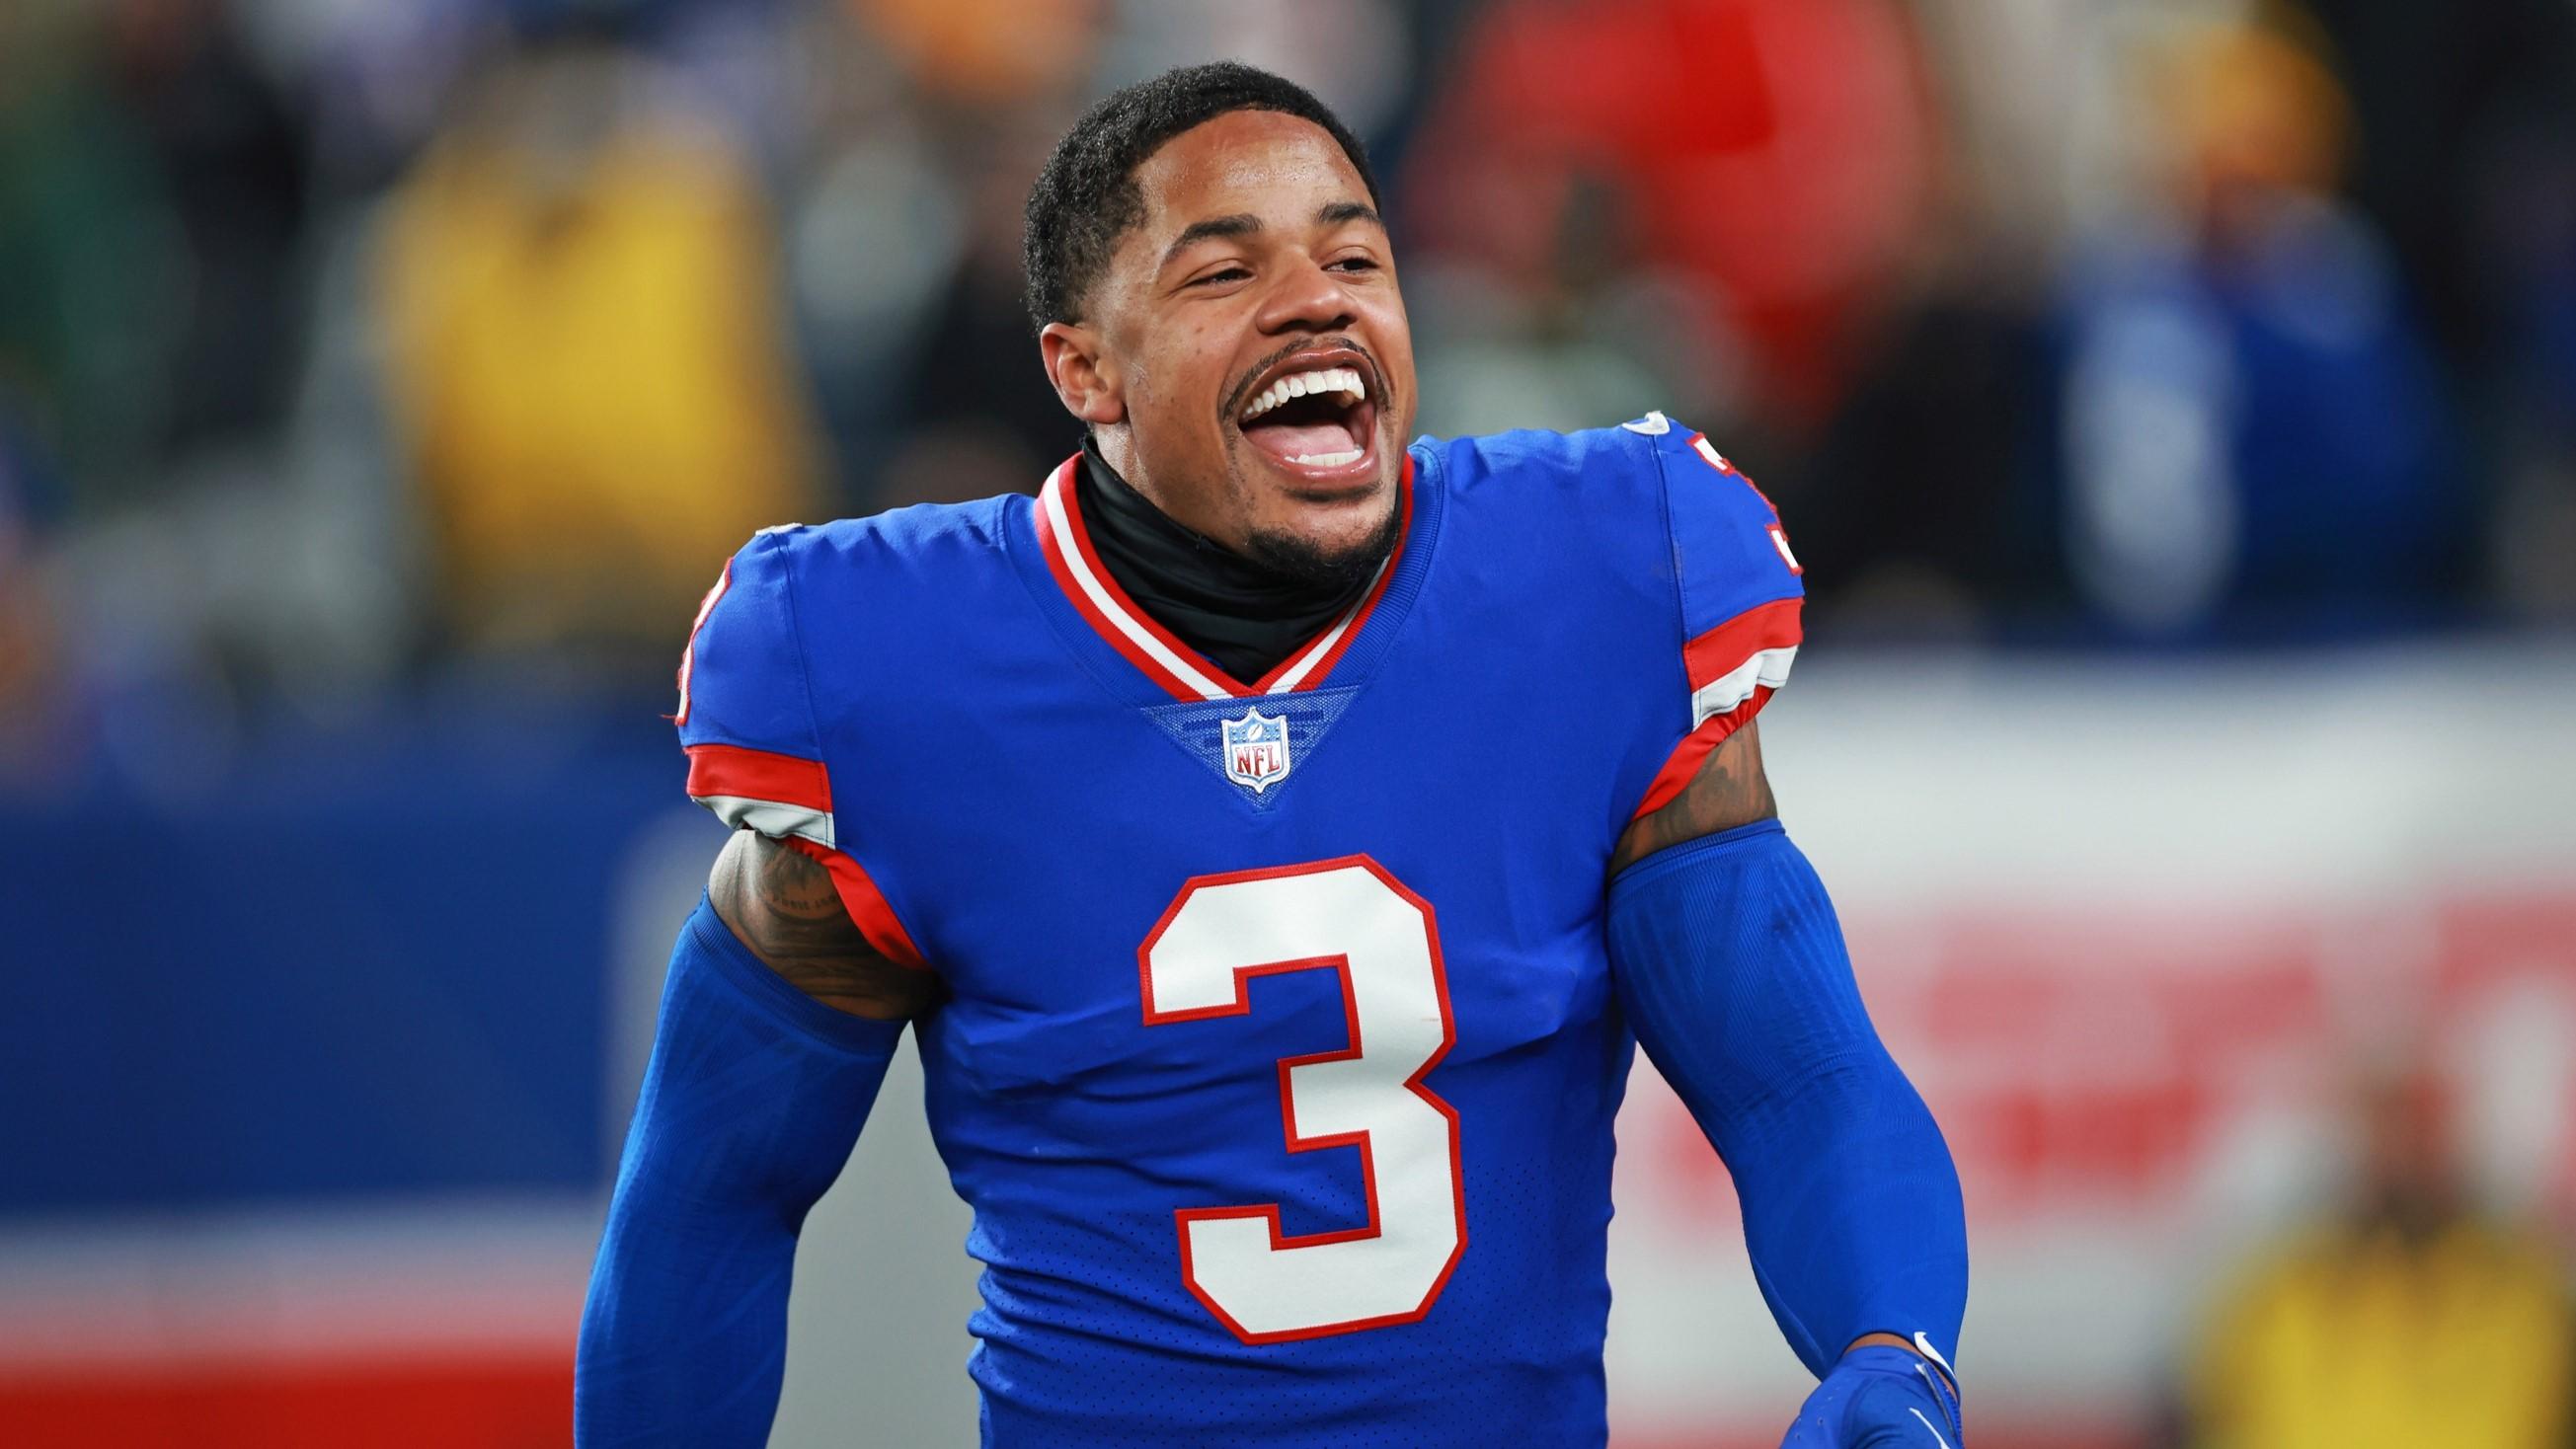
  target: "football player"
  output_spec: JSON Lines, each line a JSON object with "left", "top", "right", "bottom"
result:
{"left": 578, "top": 62, "right": 1968, "bottom": 1449}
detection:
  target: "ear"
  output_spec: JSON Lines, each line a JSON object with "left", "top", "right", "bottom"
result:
{"left": 1040, "top": 322, "right": 1126, "bottom": 426}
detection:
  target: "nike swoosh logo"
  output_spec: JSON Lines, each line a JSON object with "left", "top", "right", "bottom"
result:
{"left": 1912, "top": 1333, "right": 1955, "bottom": 1379}
{"left": 1909, "top": 1407, "right": 1954, "bottom": 1448}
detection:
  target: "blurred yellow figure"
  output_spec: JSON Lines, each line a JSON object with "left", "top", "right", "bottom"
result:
{"left": 2160, "top": 17, "right": 2351, "bottom": 202}
{"left": 378, "top": 41, "right": 820, "bottom": 654}
{"left": 2187, "top": 1069, "right": 2576, "bottom": 1449}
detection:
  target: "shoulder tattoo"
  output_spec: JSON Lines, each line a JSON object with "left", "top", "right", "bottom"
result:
{"left": 1610, "top": 719, "right": 1779, "bottom": 875}
{"left": 709, "top": 829, "right": 941, "bottom": 1021}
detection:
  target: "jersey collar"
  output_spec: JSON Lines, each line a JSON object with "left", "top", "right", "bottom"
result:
{"left": 1031, "top": 452, "right": 1414, "bottom": 702}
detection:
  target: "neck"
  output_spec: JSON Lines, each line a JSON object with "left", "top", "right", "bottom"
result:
{"left": 1074, "top": 438, "right": 1389, "bottom": 685}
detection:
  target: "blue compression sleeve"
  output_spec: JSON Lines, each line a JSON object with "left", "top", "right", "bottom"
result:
{"left": 1606, "top": 820, "right": 1968, "bottom": 1379}
{"left": 576, "top": 895, "right": 904, "bottom": 1447}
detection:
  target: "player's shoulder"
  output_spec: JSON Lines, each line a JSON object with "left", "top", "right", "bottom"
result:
{"left": 689, "top": 494, "right": 1021, "bottom": 644}
{"left": 675, "top": 495, "right": 1027, "bottom": 747}
{"left": 734, "top": 493, "right": 1026, "bottom": 584}
{"left": 1418, "top": 410, "right": 1795, "bottom": 558}
{"left": 1417, "top": 410, "right": 1776, "bottom": 516}
{"left": 720, "top": 494, "right": 1033, "bottom": 635}
{"left": 1414, "top": 410, "right": 1678, "bottom": 498}
{"left": 1418, "top": 410, "right": 1802, "bottom": 639}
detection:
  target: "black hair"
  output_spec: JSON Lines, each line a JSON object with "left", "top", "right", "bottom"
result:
{"left": 1023, "top": 61, "right": 1379, "bottom": 333}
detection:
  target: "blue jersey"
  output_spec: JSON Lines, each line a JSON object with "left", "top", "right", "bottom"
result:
{"left": 673, "top": 415, "right": 1804, "bottom": 1447}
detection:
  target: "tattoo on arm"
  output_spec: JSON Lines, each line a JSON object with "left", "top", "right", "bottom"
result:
{"left": 1610, "top": 719, "right": 1779, "bottom": 875}
{"left": 709, "top": 830, "right": 941, "bottom": 1021}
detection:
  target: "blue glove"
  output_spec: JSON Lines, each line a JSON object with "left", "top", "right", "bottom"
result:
{"left": 1778, "top": 1345, "right": 1962, "bottom": 1448}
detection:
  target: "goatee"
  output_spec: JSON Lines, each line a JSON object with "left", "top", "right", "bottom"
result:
{"left": 1242, "top": 499, "right": 1403, "bottom": 591}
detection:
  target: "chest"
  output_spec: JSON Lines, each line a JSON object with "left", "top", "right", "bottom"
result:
{"left": 866, "top": 648, "right": 1632, "bottom": 1105}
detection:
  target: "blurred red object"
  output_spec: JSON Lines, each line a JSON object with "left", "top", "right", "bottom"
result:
{"left": 0, "top": 1353, "right": 571, "bottom": 1449}
{"left": 852, "top": 0, "right": 1103, "bottom": 103}
{"left": 1408, "top": 0, "right": 1937, "bottom": 427}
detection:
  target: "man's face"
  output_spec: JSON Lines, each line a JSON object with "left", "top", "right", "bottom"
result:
{"left": 1045, "top": 110, "right": 1416, "bottom": 580}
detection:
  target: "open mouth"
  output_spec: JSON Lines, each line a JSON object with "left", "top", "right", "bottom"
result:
{"left": 1234, "top": 353, "right": 1381, "bottom": 482}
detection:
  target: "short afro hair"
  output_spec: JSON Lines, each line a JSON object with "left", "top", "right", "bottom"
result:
{"left": 1023, "top": 61, "right": 1380, "bottom": 333}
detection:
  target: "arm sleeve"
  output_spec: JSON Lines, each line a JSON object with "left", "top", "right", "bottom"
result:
{"left": 675, "top": 531, "right": 924, "bottom": 967}
{"left": 576, "top": 897, "right": 905, "bottom": 1447}
{"left": 1606, "top": 819, "right": 1969, "bottom": 1379}
{"left": 1629, "top": 419, "right": 1806, "bottom": 818}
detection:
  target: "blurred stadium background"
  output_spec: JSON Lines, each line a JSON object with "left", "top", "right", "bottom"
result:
{"left": 2, "top": 0, "right": 2573, "bottom": 1445}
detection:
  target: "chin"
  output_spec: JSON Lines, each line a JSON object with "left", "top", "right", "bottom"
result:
{"left": 1240, "top": 470, "right": 1403, "bottom": 589}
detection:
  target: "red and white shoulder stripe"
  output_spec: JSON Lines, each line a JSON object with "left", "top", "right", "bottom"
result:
{"left": 1633, "top": 597, "right": 1803, "bottom": 819}
{"left": 685, "top": 742, "right": 834, "bottom": 849}
{"left": 681, "top": 741, "right": 925, "bottom": 969}
{"left": 1684, "top": 596, "right": 1800, "bottom": 731}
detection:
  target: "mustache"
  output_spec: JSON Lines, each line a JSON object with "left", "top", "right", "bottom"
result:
{"left": 1221, "top": 337, "right": 1381, "bottom": 419}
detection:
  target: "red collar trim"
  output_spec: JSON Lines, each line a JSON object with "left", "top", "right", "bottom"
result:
{"left": 1032, "top": 453, "right": 1413, "bottom": 702}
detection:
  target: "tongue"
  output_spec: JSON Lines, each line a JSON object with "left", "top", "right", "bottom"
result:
{"left": 1244, "top": 417, "right": 1361, "bottom": 462}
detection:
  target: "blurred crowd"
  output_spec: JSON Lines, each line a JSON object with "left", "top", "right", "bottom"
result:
{"left": 3, "top": 6, "right": 2574, "bottom": 1445}
{"left": 1, "top": 0, "right": 2573, "bottom": 773}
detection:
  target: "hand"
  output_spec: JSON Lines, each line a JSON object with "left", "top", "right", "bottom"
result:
{"left": 1777, "top": 1345, "right": 1961, "bottom": 1448}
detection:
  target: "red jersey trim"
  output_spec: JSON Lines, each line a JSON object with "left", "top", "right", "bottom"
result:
{"left": 1683, "top": 597, "right": 1803, "bottom": 692}
{"left": 683, "top": 742, "right": 831, "bottom": 813}
{"left": 1629, "top": 687, "right": 1777, "bottom": 820}
{"left": 779, "top": 837, "right": 929, "bottom": 972}
{"left": 1632, "top": 597, "right": 1804, "bottom": 821}
{"left": 683, "top": 743, "right": 925, "bottom": 970}
{"left": 1032, "top": 454, "right": 1413, "bottom": 702}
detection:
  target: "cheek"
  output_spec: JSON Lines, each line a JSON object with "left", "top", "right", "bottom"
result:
{"left": 1135, "top": 323, "right": 1230, "bottom": 419}
{"left": 1359, "top": 295, "right": 1417, "bottom": 402}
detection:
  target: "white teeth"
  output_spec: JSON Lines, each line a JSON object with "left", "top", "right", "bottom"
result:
{"left": 1241, "top": 364, "right": 1369, "bottom": 421}
{"left": 1287, "top": 449, "right": 1364, "bottom": 468}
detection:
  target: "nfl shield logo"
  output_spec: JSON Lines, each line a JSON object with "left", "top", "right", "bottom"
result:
{"left": 1220, "top": 708, "right": 1292, "bottom": 794}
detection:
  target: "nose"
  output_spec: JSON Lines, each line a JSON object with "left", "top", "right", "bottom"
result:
{"left": 1252, "top": 251, "right": 1355, "bottom": 337}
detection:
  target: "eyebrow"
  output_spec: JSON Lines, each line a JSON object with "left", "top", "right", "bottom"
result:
{"left": 1160, "top": 212, "right": 1261, "bottom": 267}
{"left": 1158, "top": 201, "right": 1386, "bottom": 269}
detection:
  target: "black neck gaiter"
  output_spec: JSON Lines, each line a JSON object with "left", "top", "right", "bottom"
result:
{"left": 1075, "top": 441, "right": 1386, "bottom": 683}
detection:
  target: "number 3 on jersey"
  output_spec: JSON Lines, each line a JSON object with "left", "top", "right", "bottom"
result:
{"left": 1138, "top": 857, "right": 1468, "bottom": 1343}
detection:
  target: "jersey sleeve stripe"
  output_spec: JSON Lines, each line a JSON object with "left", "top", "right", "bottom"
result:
{"left": 1630, "top": 685, "right": 1778, "bottom": 820}
{"left": 685, "top": 743, "right": 837, "bottom": 848}
{"left": 692, "top": 795, "right": 834, "bottom": 850}
{"left": 1681, "top": 596, "right": 1802, "bottom": 695}
{"left": 1691, "top": 643, "right": 1798, "bottom": 728}
{"left": 781, "top": 836, "right": 929, "bottom": 971}
{"left": 1631, "top": 596, "right": 1803, "bottom": 820}
{"left": 685, "top": 742, "right": 831, "bottom": 813}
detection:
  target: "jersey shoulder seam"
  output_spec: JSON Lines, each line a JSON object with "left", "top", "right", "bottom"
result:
{"left": 1637, "top": 423, "right": 1692, "bottom": 725}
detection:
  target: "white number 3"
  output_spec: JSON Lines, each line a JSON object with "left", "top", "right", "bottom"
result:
{"left": 1139, "top": 856, "right": 1467, "bottom": 1342}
